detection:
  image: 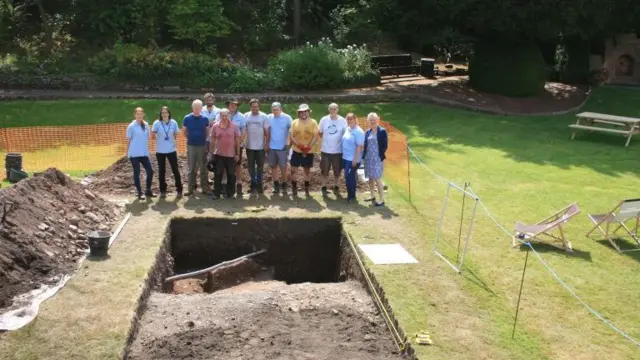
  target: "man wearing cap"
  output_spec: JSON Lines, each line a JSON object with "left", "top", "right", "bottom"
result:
{"left": 243, "top": 99, "right": 270, "bottom": 194}
{"left": 318, "top": 102, "right": 347, "bottom": 195}
{"left": 216, "top": 98, "right": 246, "bottom": 196}
{"left": 289, "top": 103, "right": 318, "bottom": 196}
{"left": 182, "top": 99, "right": 211, "bottom": 195}
{"left": 267, "top": 102, "right": 292, "bottom": 195}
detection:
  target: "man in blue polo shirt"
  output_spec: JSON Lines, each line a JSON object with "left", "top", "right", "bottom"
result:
{"left": 182, "top": 99, "right": 211, "bottom": 195}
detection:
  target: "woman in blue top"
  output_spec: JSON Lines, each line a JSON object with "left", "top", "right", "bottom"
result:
{"left": 341, "top": 113, "right": 365, "bottom": 203}
{"left": 126, "top": 107, "right": 155, "bottom": 200}
{"left": 363, "top": 112, "right": 388, "bottom": 207}
{"left": 152, "top": 106, "right": 183, "bottom": 198}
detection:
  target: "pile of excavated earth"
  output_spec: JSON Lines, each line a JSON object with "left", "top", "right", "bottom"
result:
{"left": 0, "top": 169, "right": 120, "bottom": 310}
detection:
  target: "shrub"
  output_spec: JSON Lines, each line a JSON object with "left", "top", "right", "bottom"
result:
{"left": 227, "top": 66, "right": 273, "bottom": 93}
{"left": 268, "top": 38, "right": 380, "bottom": 90}
{"left": 88, "top": 43, "right": 226, "bottom": 90}
{"left": 469, "top": 41, "right": 546, "bottom": 97}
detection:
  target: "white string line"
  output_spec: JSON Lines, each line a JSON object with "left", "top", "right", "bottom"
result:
{"left": 407, "top": 145, "right": 640, "bottom": 347}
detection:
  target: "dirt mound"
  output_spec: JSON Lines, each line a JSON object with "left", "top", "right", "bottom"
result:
{"left": 0, "top": 169, "right": 120, "bottom": 310}
{"left": 85, "top": 155, "right": 364, "bottom": 196}
{"left": 129, "top": 281, "right": 402, "bottom": 360}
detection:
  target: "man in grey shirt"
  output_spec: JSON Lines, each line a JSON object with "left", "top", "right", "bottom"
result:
{"left": 244, "top": 98, "right": 270, "bottom": 194}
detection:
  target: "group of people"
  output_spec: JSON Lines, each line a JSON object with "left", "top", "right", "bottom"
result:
{"left": 126, "top": 93, "right": 388, "bottom": 206}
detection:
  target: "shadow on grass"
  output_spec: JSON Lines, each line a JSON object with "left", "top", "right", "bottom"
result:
{"left": 86, "top": 254, "right": 111, "bottom": 262}
{"left": 387, "top": 87, "right": 640, "bottom": 177}
{"left": 462, "top": 267, "right": 497, "bottom": 296}
{"left": 595, "top": 239, "right": 640, "bottom": 263}
{"left": 520, "top": 242, "right": 593, "bottom": 262}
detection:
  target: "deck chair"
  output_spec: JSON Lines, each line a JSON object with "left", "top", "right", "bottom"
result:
{"left": 513, "top": 203, "right": 580, "bottom": 252}
{"left": 586, "top": 199, "right": 640, "bottom": 252}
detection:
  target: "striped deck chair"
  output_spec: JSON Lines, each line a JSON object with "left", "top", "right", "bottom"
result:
{"left": 513, "top": 203, "right": 580, "bottom": 252}
{"left": 586, "top": 199, "right": 640, "bottom": 252}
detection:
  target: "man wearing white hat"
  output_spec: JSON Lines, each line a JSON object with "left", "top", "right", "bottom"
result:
{"left": 289, "top": 103, "right": 318, "bottom": 196}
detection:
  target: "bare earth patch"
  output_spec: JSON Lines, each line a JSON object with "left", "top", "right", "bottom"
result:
{"left": 128, "top": 281, "right": 402, "bottom": 360}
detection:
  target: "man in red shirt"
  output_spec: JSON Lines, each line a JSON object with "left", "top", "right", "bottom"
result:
{"left": 209, "top": 108, "right": 241, "bottom": 199}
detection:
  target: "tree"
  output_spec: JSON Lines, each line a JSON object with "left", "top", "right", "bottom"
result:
{"left": 167, "top": 0, "right": 233, "bottom": 50}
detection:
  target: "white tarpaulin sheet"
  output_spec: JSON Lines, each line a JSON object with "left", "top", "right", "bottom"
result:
{"left": 358, "top": 243, "right": 419, "bottom": 265}
{"left": 0, "top": 212, "right": 131, "bottom": 331}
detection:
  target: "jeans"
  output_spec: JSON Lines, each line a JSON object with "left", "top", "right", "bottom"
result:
{"left": 343, "top": 159, "right": 359, "bottom": 200}
{"left": 246, "top": 149, "right": 265, "bottom": 184}
{"left": 187, "top": 145, "right": 208, "bottom": 192}
{"left": 156, "top": 151, "right": 183, "bottom": 194}
{"left": 130, "top": 156, "right": 153, "bottom": 195}
{"left": 214, "top": 155, "right": 236, "bottom": 197}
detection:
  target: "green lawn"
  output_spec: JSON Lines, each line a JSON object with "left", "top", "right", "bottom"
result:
{"left": 1, "top": 87, "right": 639, "bottom": 359}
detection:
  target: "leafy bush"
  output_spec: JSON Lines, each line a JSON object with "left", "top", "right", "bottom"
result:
{"left": 469, "top": 41, "right": 546, "bottom": 97}
{"left": 227, "top": 66, "right": 273, "bottom": 93}
{"left": 88, "top": 42, "right": 227, "bottom": 90}
{"left": 268, "top": 38, "right": 379, "bottom": 90}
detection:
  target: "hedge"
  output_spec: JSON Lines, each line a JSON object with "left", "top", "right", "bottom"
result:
{"left": 469, "top": 41, "right": 546, "bottom": 97}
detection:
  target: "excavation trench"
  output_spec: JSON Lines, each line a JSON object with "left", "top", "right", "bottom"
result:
{"left": 125, "top": 217, "right": 416, "bottom": 360}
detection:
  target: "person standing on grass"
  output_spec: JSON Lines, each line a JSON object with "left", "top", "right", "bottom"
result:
{"left": 363, "top": 112, "right": 388, "bottom": 207}
{"left": 289, "top": 103, "right": 318, "bottom": 196}
{"left": 318, "top": 103, "right": 347, "bottom": 195}
{"left": 152, "top": 106, "right": 183, "bottom": 198}
{"left": 267, "top": 102, "right": 292, "bottom": 195}
{"left": 127, "top": 107, "right": 155, "bottom": 200}
{"left": 341, "top": 112, "right": 365, "bottom": 203}
{"left": 182, "top": 99, "right": 211, "bottom": 196}
{"left": 209, "top": 108, "right": 241, "bottom": 199}
{"left": 244, "top": 99, "right": 270, "bottom": 194}
{"left": 216, "top": 98, "right": 246, "bottom": 196}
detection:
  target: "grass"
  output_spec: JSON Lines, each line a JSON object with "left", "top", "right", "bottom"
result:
{"left": 1, "top": 86, "right": 640, "bottom": 359}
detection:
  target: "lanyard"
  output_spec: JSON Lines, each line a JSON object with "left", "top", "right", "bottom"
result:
{"left": 161, "top": 121, "right": 171, "bottom": 140}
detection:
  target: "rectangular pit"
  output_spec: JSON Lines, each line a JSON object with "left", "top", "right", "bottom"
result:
{"left": 125, "top": 217, "right": 416, "bottom": 360}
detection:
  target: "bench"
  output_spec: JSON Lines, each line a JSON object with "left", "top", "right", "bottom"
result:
{"left": 371, "top": 54, "right": 420, "bottom": 77}
{"left": 570, "top": 112, "right": 640, "bottom": 147}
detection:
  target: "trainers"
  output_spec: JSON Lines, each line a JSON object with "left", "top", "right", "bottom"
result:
{"left": 159, "top": 192, "right": 167, "bottom": 198}
{"left": 145, "top": 190, "right": 156, "bottom": 198}
{"left": 137, "top": 193, "right": 146, "bottom": 200}
{"left": 272, "top": 181, "right": 280, "bottom": 194}
{"left": 374, "top": 201, "right": 385, "bottom": 207}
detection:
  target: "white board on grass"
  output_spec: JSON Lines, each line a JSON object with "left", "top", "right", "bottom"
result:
{"left": 358, "top": 244, "right": 419, "bottom": 265}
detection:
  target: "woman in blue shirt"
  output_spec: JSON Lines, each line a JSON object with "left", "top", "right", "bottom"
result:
{"left": 341, "top": 113, "right": 365, "bottom": 203}
{"left": 126, "top": 107, "right": 155, "bottom": 200}
{"left": 152, "top": 106, "right": 183, "bottom": 198}
{"left": 363, "top": 112, "right": 388, "bottom": 207}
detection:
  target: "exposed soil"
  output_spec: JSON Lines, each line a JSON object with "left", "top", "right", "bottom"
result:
{"left": 0, "top": 169, "right": 120, "bottom": 311}
{"left": 84, "top": 155, "right": 364, "bottom": 196}
{"left": 373, "top": 76, "right": 590, "bottom": 114}
{"left": 128, "top": 281, "right": 402, "bottom": 360}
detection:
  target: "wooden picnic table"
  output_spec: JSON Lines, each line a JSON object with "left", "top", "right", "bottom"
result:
{"left": 570, "top": 112, "right": 640, "bottom": 147}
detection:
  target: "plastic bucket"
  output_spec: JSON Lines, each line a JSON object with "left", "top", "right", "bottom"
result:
{"left": 9, "top": 168, "right": 28, "bottom": 183}
{"left": 88, "top": 230, "right": 111, "bottom": 257}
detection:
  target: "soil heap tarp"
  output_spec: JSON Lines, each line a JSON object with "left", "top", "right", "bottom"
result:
{"left": 85, "top": 155, "right": 364, "bottom": 196}
{"left": 0, "top": 169, "right": 120, "bottom": 310}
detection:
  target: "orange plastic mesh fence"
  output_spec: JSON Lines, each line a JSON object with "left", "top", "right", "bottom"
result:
{"left": 0, "top": 121, "right": 410, "bottom": 197}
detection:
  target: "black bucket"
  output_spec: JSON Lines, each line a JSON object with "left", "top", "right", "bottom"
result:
{"left": 4, "top": 153, "right": 23, "bottom": 180}
{"left": 88, "top": 230, "right": 111, "bottom": 257}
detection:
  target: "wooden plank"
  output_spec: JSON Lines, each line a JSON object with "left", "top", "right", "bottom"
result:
{"left": 576, "top": 112, "right": 640, "bottom": 124}
{"left": 568, "top": 124, "right": 631, "bottom": 135}
{"left": 592, "top": 119, "right": 627, "bottom": 127}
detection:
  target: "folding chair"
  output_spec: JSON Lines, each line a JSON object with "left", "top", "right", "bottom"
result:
{"left": 586, "top": 199, "right": 640, "bottom": 252}
{"left": 513, "top": 203, "right": 580, "bottom": 252}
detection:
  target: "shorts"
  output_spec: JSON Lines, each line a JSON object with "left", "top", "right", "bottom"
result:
{"left": 320, "top": 152, "right": 342, "bottom": 176}
{"left": 289, "top": 150, "right": 314, "bottom": 168}
{"left": 268, "top": 148, "right": 288, "bottom": 168}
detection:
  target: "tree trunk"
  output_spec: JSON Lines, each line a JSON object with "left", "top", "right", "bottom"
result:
{"left": 34, "top": 0, "right": 53, "bottom": 54}
{"left": 293, "top": 0, "right": 300, "bottom": 45}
